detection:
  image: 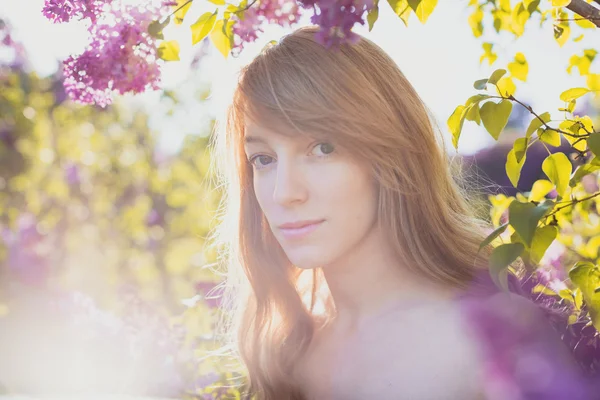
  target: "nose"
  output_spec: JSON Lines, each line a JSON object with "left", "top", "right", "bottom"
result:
{"left": 272, "top": 158, "right": 308, "bottom": 206}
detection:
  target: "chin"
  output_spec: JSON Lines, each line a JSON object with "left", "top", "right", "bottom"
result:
{"left": 284, "top": 248, "right": 324, "bottom": 270}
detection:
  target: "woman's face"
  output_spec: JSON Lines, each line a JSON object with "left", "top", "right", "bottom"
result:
{"left": 243, "top": 122, "right": 379, "bottom": 269}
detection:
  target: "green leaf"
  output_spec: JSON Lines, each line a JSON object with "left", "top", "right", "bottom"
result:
{"left": 208, "top": 0, "right": 226, "bottom": 4}
{"left": 473, "top": 79, "right": 488, "bottom": 90}
{"left": 569, "top": 262, "right": 600, "bottom": 332}
{"left": 587, "top": 132, "right": 600, "bottom": 158}
{"left": 528, "top": 179, "right": 554, "bottom": 202}
{"left": 157, "top": 40, "right": 180, "bottom": 61}
{"left": 506, "top": 148, "right": 526, "bottom": 187}
{"left": 508, "top": 201, "right": 554, "bottom": 247}
{"left": 530, "top": 225, "right": 558, "bottom": 264}
{"left": 542, "top": 152, "right": 572, "bottom": 198}
{"left": 490, "top": 243, "right": 525, "bottom": 291}
{"left": 479, "top": 222, "right": 509, "bottom": 251}
{"left": 191, "top": 11, "right": 218, "bottom": 45}
{"left": 570, "top": 164, "right": 600, "bottom": 187}
{"left": 488, "top": 68, "right": 507, "bottom": 85}
{"left": 367, "top": 0, "right": 379, "bottom": 31}
{"left": 538, "top": 128, "right": 562, "bottom": 147}
{"left": 525, "top": 112, "right": 551, "bottom": 138}
{"left": 480, "top": 100, "right": 513, "bottom": 140}
{"left": 148, "top": 17, "right": 170, "bottom": 40}
{"left": 560, "top": 87, "right": 590, "bottom": 102}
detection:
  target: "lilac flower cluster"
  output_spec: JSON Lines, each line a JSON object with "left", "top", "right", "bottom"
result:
{"left": 42, "top": 0, "right": 172, "bottom": 107}
{"left": 231, "top": 0, "right": 303, "bottom": 56}
{"left": 299, "top": 0, "right": 375, "bottom": 48}
{"left": 42, "top": 0, "right": 111, "bottom": 23}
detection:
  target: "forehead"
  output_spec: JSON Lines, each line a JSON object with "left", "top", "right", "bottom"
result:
{"left": 243, "top": 121, "right": 309, "bottom": 145}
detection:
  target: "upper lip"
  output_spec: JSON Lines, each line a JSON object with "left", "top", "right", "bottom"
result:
{"left": 278, "top": 220, "right": 324, "bottom": 229}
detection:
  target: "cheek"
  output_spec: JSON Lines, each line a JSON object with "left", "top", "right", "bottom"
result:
{"left": 252, "top": 173, "right": 274, "bottom": 216}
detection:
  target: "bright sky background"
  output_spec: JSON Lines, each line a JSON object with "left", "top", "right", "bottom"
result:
{"left": 2, "top": 0, "right": 599, "bottom": 155}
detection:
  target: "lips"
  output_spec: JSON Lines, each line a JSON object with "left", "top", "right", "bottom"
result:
{"left": 278, "top": 220, "right": 324, "bottom": 240}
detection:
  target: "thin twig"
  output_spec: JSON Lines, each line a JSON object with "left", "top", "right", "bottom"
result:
{"left": 566, "top": 0, "right": 600, "bottom": 28}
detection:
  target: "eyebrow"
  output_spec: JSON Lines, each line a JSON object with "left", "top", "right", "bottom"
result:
{"left": 244, "top": 135, "right": 268, "bottom": 145}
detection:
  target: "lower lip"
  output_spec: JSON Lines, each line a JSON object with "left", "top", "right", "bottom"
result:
{"left": 280, "top": 221, "right": 324, "bottom": 240}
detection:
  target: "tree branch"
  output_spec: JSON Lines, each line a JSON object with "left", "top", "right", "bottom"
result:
{"left": 567, "top": 0, "right": 600, "bottom": 28}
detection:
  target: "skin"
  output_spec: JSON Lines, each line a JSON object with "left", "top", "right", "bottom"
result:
{"left": 243, "top": 121, "right": 455, "bottom": 330}
{"left": 243, "top": 121, "right": 483, "bottom": 398}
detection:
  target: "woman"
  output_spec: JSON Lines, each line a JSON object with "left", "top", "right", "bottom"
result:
{"left": 208, "top": 25, "right": 592, "bottom": 399}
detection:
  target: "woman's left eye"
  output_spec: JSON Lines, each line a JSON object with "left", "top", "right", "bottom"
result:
{"left": 312, "top": 142, "right": 335, "bottom": 156}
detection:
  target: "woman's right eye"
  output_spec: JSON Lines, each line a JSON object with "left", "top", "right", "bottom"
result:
{"left": 249, "top": 155, "right": 275, "bottom": 169}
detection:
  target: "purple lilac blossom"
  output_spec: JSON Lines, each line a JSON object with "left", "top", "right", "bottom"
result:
{"left": 43, "top": 1, "right": 172, "bottom": 106}
{"left": 231, "top": 0, "right": 303, "bottom": 56}
{"left": 42, "top": 0, "right": 111, "bottom": 23}
{"left": 299, "top": 0, "right": 375, "bottom": 48}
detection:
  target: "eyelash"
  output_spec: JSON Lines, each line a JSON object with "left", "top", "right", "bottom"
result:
{"left": 248, "top": 142, "right": 335, "bottom": 170}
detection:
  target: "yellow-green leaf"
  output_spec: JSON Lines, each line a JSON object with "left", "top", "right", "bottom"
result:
{"left": 587, "top": 133, "right": 600, "bottom": 158}
{"left": 552, "top": 0, "right": 571, "bottom": 6}
{"left": 542, "top": 152, "right": 572, "bottom": 198}
{"left": 468, "top": 8, "right": 484, "bottom": 37}
{"left": 447, "top": 105, "right": 467, "bottom": 149}
{"left": 495, "top": 76, "right": 517, "bottom": 97}
{"left": 173, "top": 0, "right": 193, "bottom": 24}
{"left": 508, "top": 201, "right": 554, "bottom": 247}
{"left": 526, "top": 112, "right": 551, "bottom": 138}
{"left": 191, "top": 11, "right": 218, "bottom": 45}
{"left": 529, "top": 179, "right": 554, "bottom": 202}
{"left": 508, "top": 52, "right": 528, "bottom": 81}
{"left": 480, "top": 100, "right": 513, "bottom": 140}
{"left": 465, "top": 102, "right": 481, "bottom": 125}
{"left": 490, "top": 243, "right": 525, "bottom": 291}
{"left": 570, "top": 163, "right": 600, "bottom": 187}
{"left": 538, "top": 128, "right": 561, "bottom": 147}
{"left": 530, "top": 225, "right": 558, "bottom": 264}
{"left": 407, "top": 0, "right": 438, "bottom": 23}
{"left": 367, "top": 1, "right": 379, "bottom": 31}
{"left": 560, "top": 87, "right": 589, "bottom": 102}
{"left": 514, "top": 137, "right": 528, "bottom": 163}
{"left": 569, "top": 262, "right": 600, "bottom": 331}
{"left": 532, "top": 283, "right": 558, "bottom": 296}
{"left": 588, "top": 73, "right": 600, "bottom": 92}
{"left": 157, "top": 40, "right": 180, "bottom": 61}
{"left": 506, "top": 148, "right": 526, "bottom": 187}
{"left": 388, "top": 0, "right": 412, "bottom": 25}
{"left": 208, "top": 0, "right": 226, "bottom": 4}
{"left": 488, "top": 68, "right": 507, "bottom": 85}
{"left": 479, "top": 222, "right": 509, "bottom": 251}
{"left": 210, "top": 19, "right": 234, "bottom": 59}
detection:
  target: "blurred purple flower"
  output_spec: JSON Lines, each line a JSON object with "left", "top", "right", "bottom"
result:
{"left": 195, "top": 280, "right": 224, "bottom": 309}
{"left": 1, "top": 214, "right": 50, "bottom": 287}
{"left": 63, "top": 161, "right": 81, "bottom": 186}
